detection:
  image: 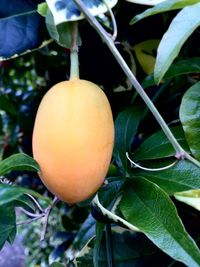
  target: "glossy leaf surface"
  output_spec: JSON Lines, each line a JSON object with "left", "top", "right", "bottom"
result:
{"left": 154, "top": 3, "right": 200, "bottom": 83}
{"left": 133, "top": 160, "right": 200, "bottom": 195}
{"left": 180, "top": 82, "right": 200, "bottom": 160}
{"left": 120, "top": 177, "right": 200, "bottom": 267}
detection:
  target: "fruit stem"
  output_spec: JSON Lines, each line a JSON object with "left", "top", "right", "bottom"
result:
{"left": 70, "top": 21, "right": 80, "bottom": 79}
{"left": 73, "top": 0, "right": 200, "bottom": 168}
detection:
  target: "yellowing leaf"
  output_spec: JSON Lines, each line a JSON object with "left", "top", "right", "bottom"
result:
{"left": 133, "top": 39, "right": 159, "bottom": 74}
{"left": 175, "top": 189, "right": 200, "bottom": 211}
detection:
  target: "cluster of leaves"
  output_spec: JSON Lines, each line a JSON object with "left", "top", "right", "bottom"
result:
{"left": 1, "top": 0, "right": 200, "bottom": 267}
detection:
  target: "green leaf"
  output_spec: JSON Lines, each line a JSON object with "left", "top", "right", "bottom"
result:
{"left": 175, "top": 189, "right": 200, "bottom": 211}
{"left": 50, "top": 263, "right": 65, "bottom": 267}
{"left": 45, "top": 10, "right": 81, "bottom": 49}
{"left": 37, "top": 2, "right": 48, "bottom": 17}
{"left": 7, "top": 225, "right": 17, "bottom": 245}
{"left": 133, "top": 39, "right": 159, "bottom": 75}
{"left": 0, "top": 153, "right": 40, "bottom": 176}
{"left": 0, "top": 184, "right": 50, "bottom": 205}
{"left": 0, "top": 204, "right": 16, "bottom": 250}
{"left": 69, "top": 214, "right": 95, "bottom": 259}
{"left": 154, "top": 3, "right": 200, "bottom": 84}
{"left": 0, "top": 94, "right": 17, "bottom": 115}
{"left": 13, "top": 194, "right": 36, "bottom": 211}
{"left": 97, "top": 230, "right": 160, "bottom": 267}
{"left": 120, "top": 177, "right": 200, "bottom": 267}
{"left": 133, "top": 159, "right": 200, "bottom": 195}
{"left": 130, "top": 0, "right": 200, "bottom": 25}
{"left": 94, "top": 177, "right": 124, "bottom": 267}
{"left": 143, "top": 57, "right": 200, "bottom": 88}
{"left": 114, "top": 106, "right": 142, "bottom": 169}
{"left": 179, "top": 82, "right": 200, "bottom": 160}
{"left": 133, "top": 126, "right": 190, "bottom": 160}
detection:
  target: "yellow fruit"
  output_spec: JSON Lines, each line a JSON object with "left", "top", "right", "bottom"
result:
{"left": 32, "top": 78, "right": 114, "bottom": 204}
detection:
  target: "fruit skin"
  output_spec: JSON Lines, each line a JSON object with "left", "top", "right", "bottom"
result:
{"left": 32, "top": 78, "right": 114, "bottom": 204}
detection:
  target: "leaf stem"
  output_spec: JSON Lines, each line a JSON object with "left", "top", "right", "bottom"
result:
{"left": 40, "top": 196, "right": 59, "bottom": 241}
{"left": 73, "top": 0, "right": 200, "bottom": 168}
{"left": 70, "top": 22, "right": 80, "bottom": 79}
{"left": 106, "top": 223, "right": 114, "bottom": 267}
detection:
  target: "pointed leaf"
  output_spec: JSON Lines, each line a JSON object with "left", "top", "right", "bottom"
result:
{"left": 0, "top": 153, "right": 40, "bottom": 176}
{"left": 133, "top": 159, "right": 200, "bottom": 195}
{"left": 154, "top": 3, "right": 200, "bottom": 83}
{"left": 180, "top": 82, "right": 200, "bottom": 160}
{"left": 175, "top": 189, "right": 200, "bottom": 211}
{"left": 133, "top": 126, "right": 190, "bottom": 160}
{"left": 0, "top": 204, "right": 16, "bottom": 250}
{"left": 0, "top": 184, "right": 50, "bottom": 205}
{"left": 114, "top": 106, "right": 142, "bottom": 169}
{"left": 69, "top": 214, "right": 96, "bottom": 259}
{"left": 143, "top": 57, "right": 200, "bottom": 88}
{"left": 130, "top": 0, "right": 200, "bottom": 24}
{"left": 120, "top": 177, "right": 200, "bottom": 267}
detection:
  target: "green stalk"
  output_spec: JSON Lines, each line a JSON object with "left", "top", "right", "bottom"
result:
{"left": 70, "top": 22, "right": 79, "bottom": 79}
{"left": 73, "top": 0, "right": 200, "bottom": 168}
{"left": 106, "top": 223, "right": 114, "bottom": 267}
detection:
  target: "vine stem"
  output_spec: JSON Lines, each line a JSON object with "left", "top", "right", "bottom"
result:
{"left": 70, "top": 21, "right": 80, "bottom": 79}
{"left": 73, "top": 0, "right": 200, "bottom": 168}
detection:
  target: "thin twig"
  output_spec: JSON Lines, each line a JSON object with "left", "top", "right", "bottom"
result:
{"left": 25, "top": 193, "right": 44, "bottom": 212}
{"left": 17, "top": 214, "right": 44, "bottom": 226}
{"left": 40, "top": 196, "right": 59, "bottom": 241}
{"left": 18, "top": 207, "right": 41, "bottom": 218}
{"left": 73, "top": 0, "right": 200, "bottom": 169}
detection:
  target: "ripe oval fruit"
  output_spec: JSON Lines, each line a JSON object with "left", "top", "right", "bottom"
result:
{"left": 32, "top": 78, "right": 114, "bottom": 204}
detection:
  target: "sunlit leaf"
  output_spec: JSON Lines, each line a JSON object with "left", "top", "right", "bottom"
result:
{"left": 154, "top": 3, "right": 200, "bottom": 83}
{"left": 130, "top": 0, "right": 200, "bottom": 24}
